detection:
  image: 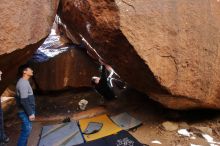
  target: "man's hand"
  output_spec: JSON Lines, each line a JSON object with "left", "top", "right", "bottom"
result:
{"left": 29, "top": 114, "right": 35, "bottom": 121}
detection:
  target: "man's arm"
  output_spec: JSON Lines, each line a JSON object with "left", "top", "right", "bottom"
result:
{"left": 18, "top": 84, "right": 34, "bottom": 116}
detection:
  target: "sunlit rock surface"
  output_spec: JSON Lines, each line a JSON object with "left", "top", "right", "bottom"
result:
{"left": 32, "top": 29, "right": 70, "bottom": 63}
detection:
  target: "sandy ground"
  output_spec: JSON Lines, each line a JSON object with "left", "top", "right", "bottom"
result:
{"left": 2, "top": 88, "right": 220, "bottom": 146}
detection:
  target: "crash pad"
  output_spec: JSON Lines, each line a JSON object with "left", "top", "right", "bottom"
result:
{"left": 79, "top": 114, "right": 122, "bottom": 141}
{"left": 38, "top": 121, "right": 84, "bottom": 146}
{"left": 111, "top": 112, "right": 142, "bottom": 130}
{"left": 76, "top": 130, "right": 143, "bottom": 146}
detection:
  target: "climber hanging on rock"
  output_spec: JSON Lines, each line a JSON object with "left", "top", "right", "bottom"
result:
{"left": 91, "top": 62, "right": 126, "bottom": 100}
{"left": 71, "top": 24, "right": 127, "bottom": 101}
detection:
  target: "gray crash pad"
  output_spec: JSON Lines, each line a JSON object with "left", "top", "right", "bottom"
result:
{"left": 38, "top": 121, "right": 84, "bottom": 146}
{"left": 110, "top": 112, "right": 142, "bottom": 130}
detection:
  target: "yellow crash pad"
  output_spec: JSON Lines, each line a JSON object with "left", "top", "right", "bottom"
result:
{"left": 79, "top": 114, "right": 122, "bottom": 142}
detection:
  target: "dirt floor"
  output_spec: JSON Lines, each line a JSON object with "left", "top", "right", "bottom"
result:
{"left": 2, "top": 87, "right": 220, "bottom": 146}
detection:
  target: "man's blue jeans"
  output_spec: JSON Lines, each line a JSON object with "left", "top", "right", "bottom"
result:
{"left": 17, "top": 112, "right": 32, "bottom": 146}
{"left": 0, "top": 107, "right": 5, "bottom": 141}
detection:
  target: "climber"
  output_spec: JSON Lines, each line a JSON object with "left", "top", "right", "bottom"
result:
{"left": 91, "top": 65, "right": 115, "bottom": 100}
{"left": 0, "top": 71, "right": 10, "bottom": 146}
{"left": 91, "top": 64, "right": 126, "bottom": 100}
{"left": 15, "top": 65, "right": 36, "bottom": 146}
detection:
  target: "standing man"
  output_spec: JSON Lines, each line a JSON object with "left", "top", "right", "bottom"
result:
{"left": 16, "top": 65, "right": 35, "bottom": 146}
{"left": 0, "top": 71, "right": 9, "bottom": 145}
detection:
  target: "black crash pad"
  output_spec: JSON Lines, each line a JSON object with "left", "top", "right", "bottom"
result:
{"left": 76, "top": 130, "right": 143, "bottom": 146}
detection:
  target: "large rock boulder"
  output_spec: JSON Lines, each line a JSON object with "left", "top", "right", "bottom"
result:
{"left": 59, "top": 0, "right": 220, "bottom": 109}
{"left": 0, "top": 0, "right": 59, "bottom": 55}
{"left": 0, "top": 0, "right": 59, "bottom": 94}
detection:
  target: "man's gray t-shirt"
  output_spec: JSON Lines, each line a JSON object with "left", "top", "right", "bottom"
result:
{"left": 16, "top": 78, "right": 33, "bottom": 98}
{"left": 16, "top": 78, "right": 35, "bottom": 116}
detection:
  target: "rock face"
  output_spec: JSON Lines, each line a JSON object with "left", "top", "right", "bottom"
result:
{"left": 32, "top": 47, "right": 99, "bottom": 91}
{"left": 0, "top": 0, "right": 59, "bottom": 94}
{"left": 31, "top": 26, "right": 99, "bottom": 91}
{"left": 0, "top": 0, "right": 59, "bottom": 55}
{"left": 59, "top": 0, "right": 220, "bottom": 109}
